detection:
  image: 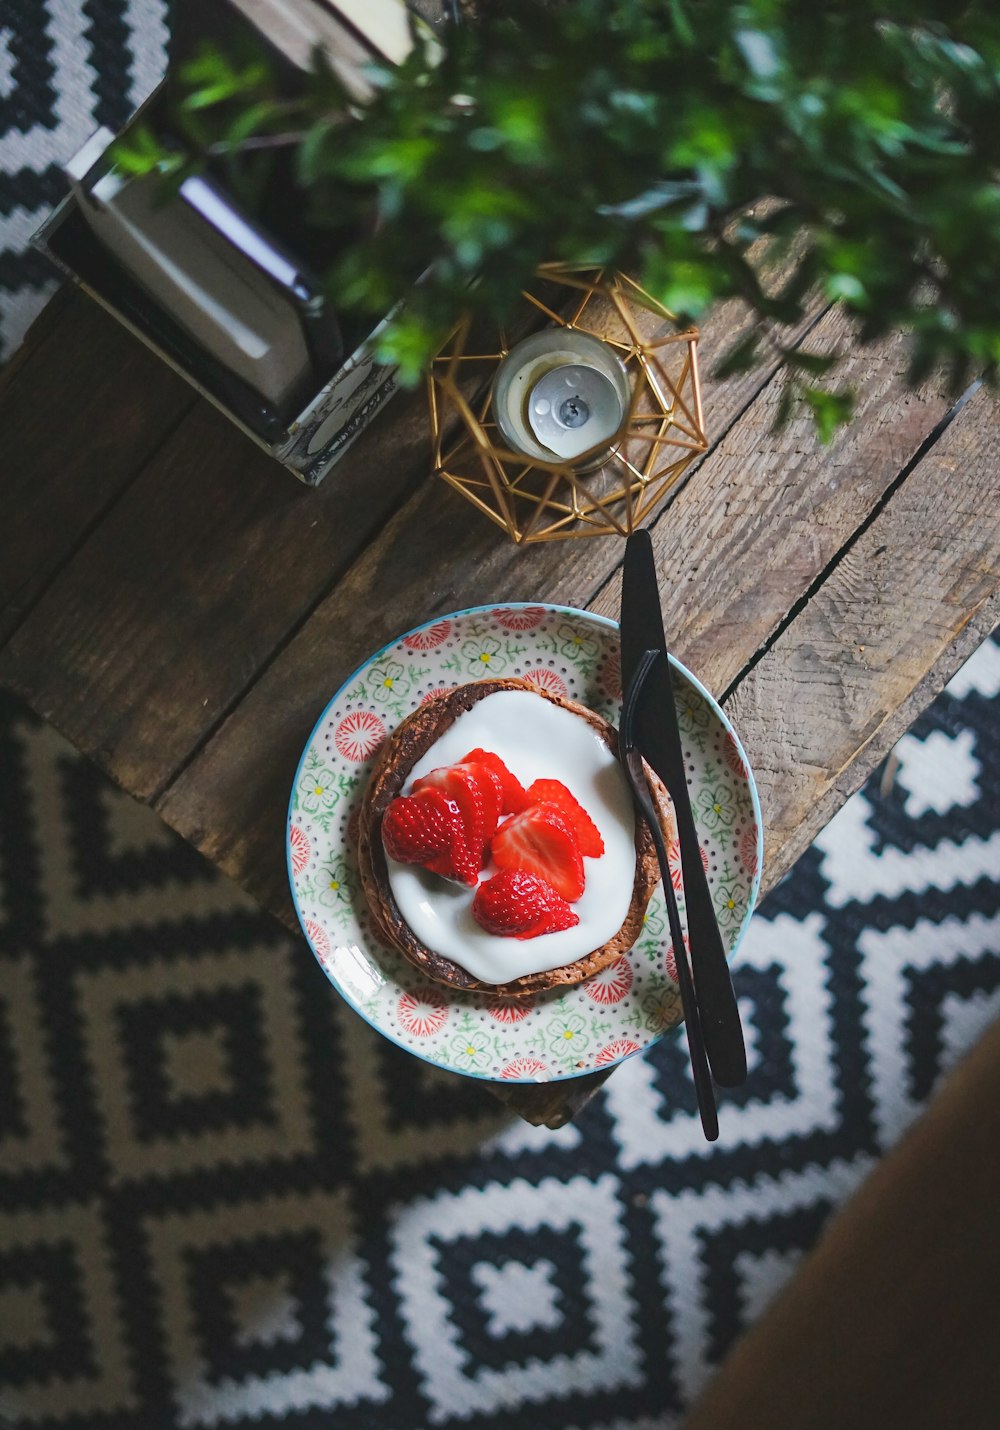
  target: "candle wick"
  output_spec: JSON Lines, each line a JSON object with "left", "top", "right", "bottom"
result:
{"left": 559, "top": 395, "right": 589, "bottom": 429}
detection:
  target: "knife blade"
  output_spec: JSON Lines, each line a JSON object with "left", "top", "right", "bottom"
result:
{"left": 620, "top": 529, "right": 747, "bottom": 1088}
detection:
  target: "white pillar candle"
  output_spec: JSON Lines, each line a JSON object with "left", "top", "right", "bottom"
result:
{"left": 493, "top": 328, "right": 630, "bottom": 465}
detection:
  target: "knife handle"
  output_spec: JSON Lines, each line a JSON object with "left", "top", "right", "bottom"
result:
{"left": 679, "top": 831, "right": 747, "bottom": 1087}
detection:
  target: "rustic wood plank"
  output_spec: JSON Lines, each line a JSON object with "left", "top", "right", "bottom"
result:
{"left": 587, "top": 302, "right": 954, "bottom": 694}
{"left": 151, "top": 330, "right": 972, "bottom": 1128}
{"left": 0, "top": 380, "right": 434, "bottom": 799}
{"left": 0, "top": 290, "right": 196, "bottom": 643}
{"left": 154, "top": 312, "right": 953, "bottom": 929}
{"left": 683, "top": 1012, "right": 1000, "bottom": 1430}
{"left": 727, "top": 382, "right": 1000, "bottom": 888}
{"left": 0, "top": 284, "right": 74, "bottom": 394}
{"left": 6, "top": 276, "right": 980, "bottom": 1128}
{"left": 512, "top": 383, "right": 1000, "bottom": 1126}
{"left": 0, "top": 269, "right": 817, "bottom": 807}
{"left": 0, "top": 282, "right": 684, "bottom": 794}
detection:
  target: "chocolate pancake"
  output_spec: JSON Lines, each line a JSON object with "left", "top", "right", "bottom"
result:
{"left": 356, "top": 678, "right": 670, "bottom": 997}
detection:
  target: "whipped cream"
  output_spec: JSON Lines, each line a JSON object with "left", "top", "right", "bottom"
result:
{"left": 384, "top": 690, "right": 638, "bottom": 985}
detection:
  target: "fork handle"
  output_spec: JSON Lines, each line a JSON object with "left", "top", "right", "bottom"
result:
{"left": 624, "top": 652, "right": 718, "bottom": 1141}
{"left": 644, "top": 788, "right": 720, "bottom": 1141}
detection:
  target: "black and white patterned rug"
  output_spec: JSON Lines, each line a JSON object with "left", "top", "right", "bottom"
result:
{"left": 0, "top": 0, "right": 169, "bottom": 358}
{"left": 1, "top": 631, "right": 998, "bottom": 1430}
{"left": 4, "top": 6, "right": 1000, "bottom": 1427}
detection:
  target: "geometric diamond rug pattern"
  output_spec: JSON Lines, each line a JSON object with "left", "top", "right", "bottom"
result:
{"left": 0, "top": 0, "right": 169, "bottom": 360}
{"left": 3, "top": 5, "right": 1000, "bottom": 1426}
{"left": 1, "top": 629, "right": 998, "bottom": 1429}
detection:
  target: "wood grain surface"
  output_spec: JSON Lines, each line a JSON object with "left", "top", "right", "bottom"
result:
{"left": 586, "top": 303, "right": 957, "bottom": 692}
{"left": 729, "top": 382, "right": 1000, "bottom": 880}
{"left": 152, "top": 312, "right": 959, "bottom": 927}
{"left": 1, "top": 286, "right": 997, "bottom": 1128}
{"left": 0, "top": 292, "right": 195, "bottom": 644}
{"left": 0, "top": 362, "right": 432, "bottom": 798}
{"left": 0, "top": 275, "right": 805, "bottom": 802}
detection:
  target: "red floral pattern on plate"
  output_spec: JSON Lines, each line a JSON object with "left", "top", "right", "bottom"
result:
{"left": 598, "top": 649, "right": 622, "bottom": 700}
{"left": 666, "top": 839, "right": 709, "bottom": 888}
{"left": 397, "top": 988, "right": 450, "bottom": 1036}
{"left": 487, "top": 996, "right": 536, "bottom": 1023}
{"left": 596, "top": 1037, "right": 641, "bottom": 1065}
{"left": 500, "top": 1055, "right": 549, "bottom": 1079}
{"left": 523, "top": 668, "right": 569, "bottom": 699}
{"left": 584, "top": 957, "right": 634, "bottom": 1004}
{"left": 667, "top": 838, "right": 683, "bottom": 891}
{"left": 740, "top": 823, "right": 759, "bottom": 878}
{"left": 335, "top": 710, "right": 386, "bottom": 761}
{"left": 305, "top": 919, "right": 330, "bottom": 960}
{"left": 421, "top": 685, "right": 455, "bottom": 705}
{"left": 724, "top": 731, "right": 749, "bottom": 779}
{"left": 289, "top": 824, "right": 311, "bottom": 876}
{"left": 664, "top": 935, "right": 691, "bottom": 986}
{"left": 403, "top": 619, "right": 452, "bottom": 650}
{"left": 493, "top": 607, "right": 545, "bottom": 631}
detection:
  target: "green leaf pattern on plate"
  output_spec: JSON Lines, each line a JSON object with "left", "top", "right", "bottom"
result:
{"left": 695, "top": 779, "right": 738, "bottom": 835}
{"left": 297, "top": 752, "right": 341, "bottom": 816}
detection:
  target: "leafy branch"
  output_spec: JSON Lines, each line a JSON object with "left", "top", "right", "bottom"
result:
{"left": 114, "top": 0, "right": 1000, "bottom": 438}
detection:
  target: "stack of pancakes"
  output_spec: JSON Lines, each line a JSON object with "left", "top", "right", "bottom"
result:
{"left": 356, "top": 678, "right": 668, "bottom": 997}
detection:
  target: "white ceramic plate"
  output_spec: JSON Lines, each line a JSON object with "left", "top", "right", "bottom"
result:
{"left": 287, "top": 604, "right": 762, "bottom": 1083}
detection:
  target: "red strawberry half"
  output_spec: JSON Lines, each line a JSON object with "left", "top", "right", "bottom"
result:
{"left": 382, "top": 787, "right": 467, "bottom": 875}
{"left": 462, "top": 748, "right": 530, "bottom": 814}
{"left": 411, "top": 762, "right": 502, "bottom": 881}
{"left": 473, "top": 869, "right": 579, "bottom": 939}
{"left": 490, "top": 805, "right": 585, "bottom": 902}
{"left": 459, "top": 760, "right": 504, "bottom": 836}
{"left": 526, "top": 778, "right": 605, "bottom": 857}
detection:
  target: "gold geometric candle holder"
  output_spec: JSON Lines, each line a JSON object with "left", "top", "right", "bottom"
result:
{"left": 428, "top": 264, "right": 709, "bottom": 544}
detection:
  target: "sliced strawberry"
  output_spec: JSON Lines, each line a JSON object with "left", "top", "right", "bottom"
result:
{"left": 526, "top": 778, "right": 605, "bottom": 858}
{"left": 412, "top": 763, "right": 499, "bottom": 877}
{"left": 382, "top": 787, "right": 457, "bottom": 865}
{"left": 473, "top": 869, "right": 579, "bottom": 940}
{"left": 462, "top": 747, "right": 530, "bottom": 814}
{"left": 458, "top": 760, "right": 504, "bottom": 841}
{"left": 490, "top": 806, "right": 585, "bottom": 902}
{"left": 382, "top": 787, "right": 477, "bottom": 885}
{"left": 424, "top": 836, "right": 479, "bottom": 886}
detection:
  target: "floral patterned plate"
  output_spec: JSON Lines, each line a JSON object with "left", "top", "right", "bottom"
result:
{"left": 287, "top": 604, "right": 762, "bottom": 1083}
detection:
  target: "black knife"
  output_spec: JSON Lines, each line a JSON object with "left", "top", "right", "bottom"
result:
{"left": 620, "top": 530, "right": 747, "bottom": 1088}
{"left": 621, "top": 650, "right": 719, "bottom": 1140}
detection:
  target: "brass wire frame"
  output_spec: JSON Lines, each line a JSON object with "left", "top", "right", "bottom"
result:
{"left": 428, "top": 265, "right": 708, "bottom": 544}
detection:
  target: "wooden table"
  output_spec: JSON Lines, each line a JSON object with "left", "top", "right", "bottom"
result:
{"left": 1, "top": 284, "right": 999, "bottom": 1131}
{"left": 2, "top": 283, "right": 1000, "bottom": 1429}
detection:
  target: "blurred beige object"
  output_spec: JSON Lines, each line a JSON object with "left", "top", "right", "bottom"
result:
{"left": 226, "top": 0, "right": 420, "bottom": 98}
{"left": 683, "top": 1013, "right": 1000, "bottom": 1430}
{"left": 326, "top": 0, "right": 416, "bottom": 63}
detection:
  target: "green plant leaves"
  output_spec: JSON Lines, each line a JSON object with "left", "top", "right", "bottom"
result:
{"left": 178, "top": 43, "right": 272, "bottom": 112}
{"left": 801, "top": 385, "right": 856, "bottom": 443}
{"left": 111, "top": 124, "right": 180, "bottom": 178}
{"left": 782, "top": 347, "right": 840, "bottom": 376}
{"left": 141, "top": 0, "right": 1000, "bottom": 439}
